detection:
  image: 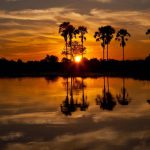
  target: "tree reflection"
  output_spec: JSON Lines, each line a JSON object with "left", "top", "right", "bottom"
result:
{"left": 80, "top": 78, "right": 89, "bottom": 111}
{"left": 61, "top": 77, "right": 88, "bottom": 116}
{"left": 96, "top": 77, "right": 116, "bottom": 111}
{"left": 116, "top": 78, "right": 131, "bottom": 105}
{"left": 60, "top": 77, "right": 72, "bottom": 116}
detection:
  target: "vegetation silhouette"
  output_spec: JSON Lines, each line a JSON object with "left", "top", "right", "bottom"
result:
{"left": 59, "top": 22, "right": 78, "bottom": 61}
{"left": 146, "top": 29, "right": 150, "bottom": 38}
{"left": 94, "top": 26, "right": 115, "bottom": 61}
{"left": 60, "top": 77, "right": 89, "bottom": 116}
{"left": 116, "top": 78, "right": 131, "bottom": 105}
{"left": 78, "top": 26, "right": 88, "bottom": 59}
{"left": 94, "top": 26, "right": 106, "bottom": 60}
{"left": 116, "top": 29, "right": 131, "bottom": 61}
{"left": 59, "top": 22, "right": 70, "bottom": 59}
{"left": 96, "top": 76, "right": 116, "bottom": 111}
{"left": 1, "top": 55, "right": 150, "bottom": 80}
{"left": 1, "top": 24, "right": 150, "bottom": 78}
{"left": 147, "top": 99, "right": 150, "bottom": 104}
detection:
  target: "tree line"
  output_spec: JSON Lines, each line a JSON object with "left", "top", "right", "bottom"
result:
{"left": 59, "top": 22, "right": 150, "bottom": 62}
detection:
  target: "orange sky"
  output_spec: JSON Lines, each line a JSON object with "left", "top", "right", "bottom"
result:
{"left": 0, "top": 0, "right": 150, "bottom": 61}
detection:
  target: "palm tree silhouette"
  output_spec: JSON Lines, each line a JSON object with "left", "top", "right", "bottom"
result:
{"left": 78, "top": 26, "right": 88, "bottom": 59}
{"left": 94, "top": 27, "right": 106, "bottom": 60}
{"left": 116, "top": 78, "right": 131, "bottom": 105}
{"left": 116, "top": 29, "right": 131, "bottom": 61}
{"left": 59, "top": 22, "right": 78, "bottom": 61}
{"left": 104, "top": 26, "right": 115, "bottom": 61}
{"left": 146, "top": 29, "right": 150, "bottom": 38}
{"left": 68, "top": 25, "right": 78, "bottom": 61}
{"left": 96, "top": 77, "right": 116, "bottom": 111}
{"left": 94, "top": 26, "right": 115, "bottom": 61}
{"left": 59, "top": 22, "right": 70, "bottom": 59}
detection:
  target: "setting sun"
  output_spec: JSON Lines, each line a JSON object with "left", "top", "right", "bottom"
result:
{"left": 75, "top": 56, "right": 82, "bottom": 63}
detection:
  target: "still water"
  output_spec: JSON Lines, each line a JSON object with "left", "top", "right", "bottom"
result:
{"left": 0, "top": 77, "right": 150, "bottom": 150}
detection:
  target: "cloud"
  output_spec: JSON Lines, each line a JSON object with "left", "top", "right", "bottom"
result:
{"left": 94, "top": 0, "right": 112, "bottom": 3}
{"left": 4, "top": 128, "right": 150, "bottom": 150}
{"left": 0, "top": 132, "right": 23, "bottom": 141}
{"left": 6, "top": 0, "right": 20, "bottom": 2}
{"left": 0, "top": 7, "right": 74, "bottom": 21}
{"left": 0, "top": 6, "right": 150, "bottom": 60}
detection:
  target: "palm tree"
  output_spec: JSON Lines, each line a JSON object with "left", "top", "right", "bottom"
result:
{"left": 59, "top": 22, "right": 70, "bottom": 59}
{"left": 94, "top": 27, "right": 106, "bottom": 60}
{"left": 104, "top": 26, "right": 115, "bottom": 61}
{"left": 59, "top": 22, "right": 77, "bottom": 61}
{"left": 116, "top": 29, "right": 131, "bottom": 61}
{"left": 146, "top": 29, "right": 150, "bottom": 38}
{"left": 94, "top": 26, "right": 115, "bottom": 61}
{"left": 78, "top": 26, "right": 88, "bottom": 59}
{"left": 67, "top": 25, "right": 78, "bottom": 61}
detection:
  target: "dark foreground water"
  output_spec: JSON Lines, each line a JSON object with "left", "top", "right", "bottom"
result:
{"left": 0, "top": 77, "right": 150, "bottom": 150}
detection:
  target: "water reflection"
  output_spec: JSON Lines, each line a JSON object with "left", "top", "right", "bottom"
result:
{"left": 116, "top": 77, "right": 131, "bottom": 106}
{"left": 0, "top": 77, "right": 150, "bottom": 150}
{"left": 96, "top": 76, "right": 116, "bottom": 111}
{"left": 60, "top": 77, "right": 89, "bottom": 115}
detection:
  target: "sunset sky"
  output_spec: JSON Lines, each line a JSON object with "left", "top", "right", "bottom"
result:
{"left": 0, "top": 0, "right": 150, "bottom": 61}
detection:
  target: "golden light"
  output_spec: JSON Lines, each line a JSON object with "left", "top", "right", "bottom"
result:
{"left": 75, "top": 55, "right": 82, "bottom": 63}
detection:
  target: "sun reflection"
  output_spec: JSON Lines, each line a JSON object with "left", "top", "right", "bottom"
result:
{"left": 75, "top": 56, "right": 82, "bottom": 63}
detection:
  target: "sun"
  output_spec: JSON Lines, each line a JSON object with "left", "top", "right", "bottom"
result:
{"left": 75, "top": 55, "right": 82, "bottom": 63}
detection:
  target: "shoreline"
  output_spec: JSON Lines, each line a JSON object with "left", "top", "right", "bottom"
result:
{"left": 0, "top": 72, "right": 150, "bottom": 81}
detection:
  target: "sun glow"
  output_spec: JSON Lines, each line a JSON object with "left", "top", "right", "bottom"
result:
{"left": 75, "top": 55, "right": 82, "bottom": 63}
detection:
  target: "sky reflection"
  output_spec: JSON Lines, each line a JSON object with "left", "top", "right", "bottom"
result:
{"left": 0, "top": 77, "right": 150, "bottom": 150}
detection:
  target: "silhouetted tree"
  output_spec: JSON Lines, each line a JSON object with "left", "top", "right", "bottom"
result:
{"left": 116, "top": 29, "right": 131, "bottom": 61}
{"left": 146, "top": 29, "right": 150, "bottom": 38}
{"left": 59, "top": 22, "right": 78, "bottom": 61}
{"left": 68, "top": 25, "right": 78, "bottom": 61}
{"left": 78, "top": 26, "right": 88, "bottom": 59}
{"left": 94, "top": 26, "right": 115, "bottom": 61}
{"left": 94, "top": 27, "right": 106, "bottom": 60}
{"left": 59, "top": 22, "right": 70, "bottom": 59}
{"left": 42, "top": 55, "right": 58, "bottom": 63}
{"left": 104, "top": 26, "right": 115, "bottom": 61}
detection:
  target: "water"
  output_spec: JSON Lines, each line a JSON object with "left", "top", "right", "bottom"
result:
{"left": 0, "top": 77, "right": 150, "bottom": 150}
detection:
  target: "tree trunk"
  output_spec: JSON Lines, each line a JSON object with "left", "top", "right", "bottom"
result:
{"left": 66, "top": 41, "right": 68, "bottom": 59}
{"left": 82, "top": 40, "right": 84, "bottom": 59}
{"left": 70, "top": 39, "right": 74, "bottom": 61}
{"left": 103, "top": 47, "right": 105, "bottom": 60}
{"left": 123, "top": 46, "right": 125, "bottom": 62}
{"left": 107, "top": 44, "right": 109, "bottom": 61}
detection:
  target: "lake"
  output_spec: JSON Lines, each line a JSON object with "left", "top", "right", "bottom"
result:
{"left": 0, "top": 77, "right": 150, "bottom": 150}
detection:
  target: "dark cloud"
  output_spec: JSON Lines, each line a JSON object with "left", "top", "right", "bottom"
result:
{"left": 0, "top": 0, "right": 150, "bottom": 12}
